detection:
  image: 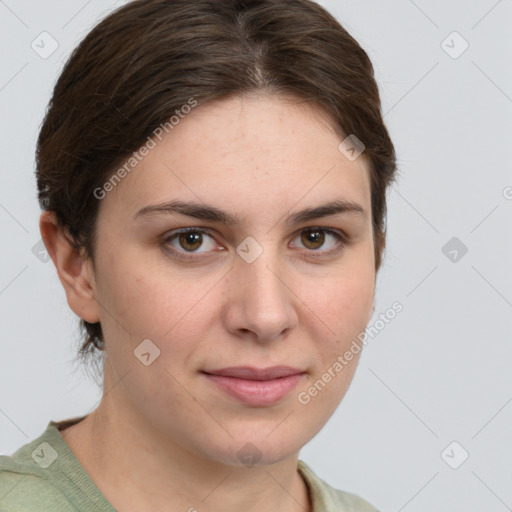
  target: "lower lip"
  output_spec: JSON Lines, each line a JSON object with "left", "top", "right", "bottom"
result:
{"left": 203, "top": 373, "right": 305, "bottom": 406}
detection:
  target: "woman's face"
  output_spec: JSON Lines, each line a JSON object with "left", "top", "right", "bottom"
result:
{"left": 87, "top": 93, "right": 376, "bottom": 466}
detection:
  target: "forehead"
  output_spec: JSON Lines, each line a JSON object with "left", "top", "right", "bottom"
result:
{"left": 100, "top": 93, "right": 371, "bottom": 222}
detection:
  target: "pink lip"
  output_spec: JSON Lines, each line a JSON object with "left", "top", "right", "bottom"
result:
{"left": 202, "top": 366, "right": 306, "bottom": 406}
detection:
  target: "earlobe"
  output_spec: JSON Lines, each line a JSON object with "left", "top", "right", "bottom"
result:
{"left": 39, "top": 211, "right": 100, "bottom": 324}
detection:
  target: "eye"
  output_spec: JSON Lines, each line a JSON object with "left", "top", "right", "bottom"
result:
{"left": 162, "top": 226, "right": 347, "bottom": 262}
{"left": 291, "top": 227, "right": 346, "bottom": 254}
{"left": 164, "top": 228, "right": 221, "bottom": 255}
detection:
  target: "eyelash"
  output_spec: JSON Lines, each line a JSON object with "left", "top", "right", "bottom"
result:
{"left": 162, "top": 227, "right": 348, "bottom": 262}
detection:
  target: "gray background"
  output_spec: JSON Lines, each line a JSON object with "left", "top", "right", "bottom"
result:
{"left": 1, "top": 1, "right": 511, "bottom": 510}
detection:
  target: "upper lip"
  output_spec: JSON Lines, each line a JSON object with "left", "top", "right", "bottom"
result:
{"left": 203, "top": 366, "right": 305, "bottom": 381}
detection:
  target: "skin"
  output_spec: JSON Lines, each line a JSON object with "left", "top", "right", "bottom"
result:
{"left": 40, "top": 93, "right": 376, "bottom": 512}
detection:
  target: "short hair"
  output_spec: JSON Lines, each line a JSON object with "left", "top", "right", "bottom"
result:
{"left": 35, "top": 0, "right": 397, "bottom": 376}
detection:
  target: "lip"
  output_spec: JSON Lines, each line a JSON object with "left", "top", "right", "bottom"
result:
{"left": 202, "top": 366, "right": 306, "bottom": 406}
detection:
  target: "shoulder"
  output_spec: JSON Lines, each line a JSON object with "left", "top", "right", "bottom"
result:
{"left": 0, "top": 458, "right": 72, "bottom": 511}
{"left": 1, "top": 418, "right": 115, "bottom": 512}
{"left": 0, "top": 423, "right": 81, "bottom": 511}
{"left": 298, "top": 460, "right": 380, "bottom": 512}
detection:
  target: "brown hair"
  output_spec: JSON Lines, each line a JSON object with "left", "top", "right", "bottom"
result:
{"left": 36, "top": 0, "right": 397, "bottom": 376}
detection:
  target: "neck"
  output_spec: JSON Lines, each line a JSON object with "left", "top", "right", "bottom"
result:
{"left": 60, "top": 380, "right": 311, "bottom": 512}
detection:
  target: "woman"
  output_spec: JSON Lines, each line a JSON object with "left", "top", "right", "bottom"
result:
{"left": 0, "top": 0, "right": 396, "bottom": 510}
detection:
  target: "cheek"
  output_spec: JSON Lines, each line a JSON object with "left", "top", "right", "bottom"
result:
{"left": 94, "top": 249, "right": 222, "bottom": 345}
{"left": 297, "top": 262, "right": 375, "bottom": 342}
{"left": 293, "top": 259, "right": 375, "bottom": 416}
{"left": 331, "top": 273, "right": 374, "bottom": 337}
{"left": 294, "top": 272, "right": 373, "bottom": 428}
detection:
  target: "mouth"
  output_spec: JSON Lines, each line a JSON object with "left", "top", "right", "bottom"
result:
{"left": 201, "top": 366, "right": 306, "bottom": 407}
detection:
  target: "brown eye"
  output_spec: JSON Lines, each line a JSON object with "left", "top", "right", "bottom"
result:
{"left": 164, "top": 228, "right": 218, "bottom": 255}
{"left": 291, "top": 227, "right": 346, "bottom": 256}
{"left": 301, "top": 229, "right": 325, "bottom": 250}
{"left": 178, "top": 231, "right": 203, "bottom": 252}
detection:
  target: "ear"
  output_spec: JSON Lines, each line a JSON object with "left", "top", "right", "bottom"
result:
{"left": 39, "top": 211, "right": 100, "bottom": 324}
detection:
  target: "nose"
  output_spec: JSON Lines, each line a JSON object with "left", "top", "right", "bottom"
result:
{"left": 222, "top": 252, "right": 299, "bottom": 342}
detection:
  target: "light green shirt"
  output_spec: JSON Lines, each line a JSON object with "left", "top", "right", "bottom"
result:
{"left": 0, "top": 419, "right": 379, "bottom": 511}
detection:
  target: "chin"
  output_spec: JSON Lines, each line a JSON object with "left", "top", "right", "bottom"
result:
{"left": 203, "top": 431, "right": 304, "bottom": 468}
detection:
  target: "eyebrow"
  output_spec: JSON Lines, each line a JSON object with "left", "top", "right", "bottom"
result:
{"left": 133, "top": 199, "right": 366, "bottom": 225}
